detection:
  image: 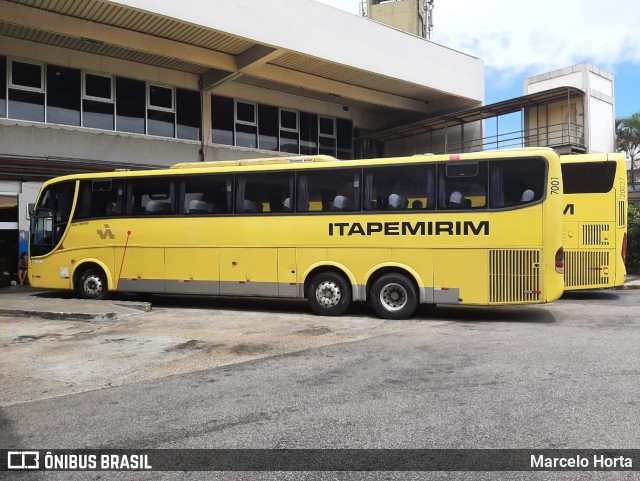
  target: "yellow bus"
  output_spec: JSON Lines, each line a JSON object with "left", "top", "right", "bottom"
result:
{"left": 29, "top": 148, "right": 565, "bottom": 319}
{"left": 560, "top": 153, "right": 627, "bottom": 290}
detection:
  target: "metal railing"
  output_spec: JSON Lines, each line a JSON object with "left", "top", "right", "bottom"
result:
{"left": 428, "top": 122, "right": 586, "bottom": 154}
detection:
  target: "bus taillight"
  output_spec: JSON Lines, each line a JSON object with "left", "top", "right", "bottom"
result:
{"left": 555, "top": 247, "right": 564, "bottom": 274}
{"left": 622, "top": 233, "right": 627, "bottom": 262}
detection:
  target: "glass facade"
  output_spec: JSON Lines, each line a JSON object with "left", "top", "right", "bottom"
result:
{"left": 212, "top": 94, "right": 353, "bottom": 159}
{"left": 0, "top": 57, "right": 201, "bottom": 141}
{"left": 0, "top": 57, "right": 355, "bottom": 157}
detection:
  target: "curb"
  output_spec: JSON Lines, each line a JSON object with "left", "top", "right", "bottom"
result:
{"left": 0, "top": 309, "right": 117, "bottom": 321}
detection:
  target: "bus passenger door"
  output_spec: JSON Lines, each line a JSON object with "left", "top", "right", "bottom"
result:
{"left": 220, "top": 248, "right": 278, "bottom": 297}
{"left": 278, "top": 248, "right": 297, "bottom": 297}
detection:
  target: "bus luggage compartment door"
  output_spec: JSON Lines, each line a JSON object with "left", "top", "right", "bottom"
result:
{"left": 220, "top": 248, "right": 278, "bottom": 297}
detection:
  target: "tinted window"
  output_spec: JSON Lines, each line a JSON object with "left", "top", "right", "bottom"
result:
{"left": 258, "top": 104, "right": 278, "bottom": 151}
{"left": 83, "top": 99, "right": 114, "bottom": 130}
{"left": 85, "top": 74, "right": 112, "bottom": 100}
{"left": 125, "top": 177, "right": 175, "bottom": 215}
{"left": 235, "top": 172, "right": 294, "bottom": 214}
{"left": 149, "top": 85, "right": 173, "bottom": 110}
{"left": 297, "top": 169, "right": 361, "bottom": 212}
{"left": 364, "top": 164, "right": 436, "bottom": 211}
{"left": 212, "top": 95, "right": 234, "bottom": 145}
{"left": 46, "top": 65, "right": 81, "bottom": 126}
{"left": 32, "top": 180, "right": 75, "bottom": 252}
{"left": 337, "top": 119, "right": 353, "bottom": 160}
{"left": 11, "top": 61, "right": 42, "bottom": 89}
{"left": 300, "top": 112, "right": 318, "bottom": 155}
{"left": 116, "top": 76, "right": 145, "bottom": 134}
{"left": 438, "top": 162, "right": 487, "bottom": 209}
{"left": 75, "top": 180, "right": 124, "bottom": 220}
{"left": 0, "top": 56, "right": 6, "bottom": 118}
{"left": 562, "top": 162, "right": 616, "bottom": 194}
{"left": 489, "top": 157, "right": 546, "bottom": 208}
{"left": 148, "top": 109, "right": 175, "bottom": 138}
{"left": 8, "top": 89, "right": 45, "bottom": 122}
{"left": 176, "top": 88, "right": 201, "bottom": 141}
{"left": 180, "top": 175, "right": 232, "bottom": 214}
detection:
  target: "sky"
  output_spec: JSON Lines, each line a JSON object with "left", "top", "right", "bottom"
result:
{"left": 315, "top": 0, "right": 640, "bottom": 119}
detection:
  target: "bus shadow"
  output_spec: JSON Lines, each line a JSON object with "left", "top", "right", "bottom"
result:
{"left": 31, "top": 290, "right": 556, "bottom": 323}
{"left": 414, "top": 304, "right": 557, "bottom": 324}
{"left": 560, "top": 290, "right": 620, "bottom": 301}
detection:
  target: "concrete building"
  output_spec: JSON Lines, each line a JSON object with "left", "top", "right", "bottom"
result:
{"left": 0, "top": 0, "right": 483, "bottom": 265}
{"left": 524, "top": 63, "right": 615, "bottom": 154}
{"left": 364, "top": 0, "right": 434, "bottom": 39}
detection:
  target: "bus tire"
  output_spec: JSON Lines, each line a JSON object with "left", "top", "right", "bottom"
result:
{"left": 308, "top": 271, "right": 351, "bottom": 316}
{"left": 370, "top": 273, "right": 417, "bottom": 320}
{"left": 78, "top": 268, "right": 108, "bottom": 300}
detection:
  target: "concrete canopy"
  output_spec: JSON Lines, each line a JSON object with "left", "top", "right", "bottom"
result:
{"left": 1, "top": 0, "right": 483, "bottom": 116}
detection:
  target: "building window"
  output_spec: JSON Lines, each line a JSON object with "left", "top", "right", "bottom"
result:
{"left": 0, "top": 56, "right": 6, "bottom": 118}
{"left": 280, "top": 109, "right": 299, "bottom": 153}
{"left": 235, "top": 171, "right": 294, "bottom": 214}
{"left": 297, "top": 168, "right": 361, "bottom": 212}
{"left": 125, "top": 177, "right": 176, "bottom": 216}
{"left": 212, "top": 95, "right": 234, "bottom": 145}
{"left": 258, "top": 104, "right": 278, "bottom": 151}
{"left": 318, "top": 116, "right": 336, "bottom": 156}
{"left": 116, "top": 76, "right": 145, "bottom": 134}
{"left": 337, "top": 118, "right": 353, "bottom": 159}
{"left": 147, "top": 84, "right": 175, "bottom": 138}
{"left": 300, "top": 112, "right": 318, "bottom": 155}
{"left": 83, "top": 73, "right": 114, "bottom": 130}
{"left": 46, "top": 65, "right": 81, "bottom": 127}
{"left": 180, "top": 175, "right": 232, "bottom": 214}
{"left": 211, "top": 94, "right": 353, "bottom": 158}
{"left": 176, "top": 88, "right": 201, "bottom": 141}
{"left": 8, "top": 59, "right": 45, "bottom": 122}
{"left": 363, "top": 164, "right": 435, "bottom": 211}
{"left": 235, "top": 100, "right": 257, "bottom": 148}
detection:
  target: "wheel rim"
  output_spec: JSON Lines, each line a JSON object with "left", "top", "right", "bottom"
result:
{"left": 84, "top": 275, "right": 103, "bottom": 298}
{"left": 315, "top": 280, "right": 342, "bottom": 307}
{"left": 379, "top": 282, "right": 408, "bottom": 311}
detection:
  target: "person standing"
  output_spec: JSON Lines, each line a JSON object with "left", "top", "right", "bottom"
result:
{"left": 18, "top": 252, "right": 28, "bottom": 287}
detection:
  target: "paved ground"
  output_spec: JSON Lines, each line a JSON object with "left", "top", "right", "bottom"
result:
{"left": 1, "top": 283, "right": 639, "bottom": 479}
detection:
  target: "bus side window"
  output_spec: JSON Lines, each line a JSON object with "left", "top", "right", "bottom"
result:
{"left": 179, "top": 175, "right": 232, "bottom": 215}
{"left": 300, "top": 169, "right": 361, "bottom": 213}
{"left": 438, "top": 162, "right": 487, "bottom": 210}
{"left": 489, "top": 158, "right": 546, "bottom": 208}
{"left": 74, "top": 179, "right": 123, "bottom": 220}
{"left": 363, "top": 164, "right": 435, "bottom": 211}
{"left": 126, "top": 177, "right": 176, "bottom": 216}
{"left": 236, "top": 172, "right": 293, "bottom": 214}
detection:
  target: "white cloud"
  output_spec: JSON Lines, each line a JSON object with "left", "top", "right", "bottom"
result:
{"left": 316, "top": 0, "right": 640, "bottom": 76}
{"left": 433, "top": 0, "right": 640, "bottom": 74}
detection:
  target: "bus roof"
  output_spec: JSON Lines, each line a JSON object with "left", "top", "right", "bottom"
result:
{"left": 560, "top": 152, "right": 626, "bottom": 164}
{"left": 40, "top": 147, "right": 562, "bottom": 185}
{"left": 170, "top": 155, "right": 338, "bottom": 169}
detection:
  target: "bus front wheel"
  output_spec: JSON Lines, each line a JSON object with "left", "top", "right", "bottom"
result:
{"left": 78, "top": 268, "right": 108, "bottom": 300}
{"left": 308, "top": 271, "right": 351, "bottom": 316}
{"left": 370, "top": 273, "right": 417, "bottom": 320}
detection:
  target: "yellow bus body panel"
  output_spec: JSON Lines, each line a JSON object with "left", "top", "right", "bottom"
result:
{"left": 29, "top": 148, "right": 566, "bottom": 307}
{"left": 561, "top": 153, "right": 627, "bottom": 290}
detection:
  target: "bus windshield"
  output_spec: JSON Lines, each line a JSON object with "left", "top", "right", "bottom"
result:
{"left": 30, "top": 180, "right": 75, "bottom": 257}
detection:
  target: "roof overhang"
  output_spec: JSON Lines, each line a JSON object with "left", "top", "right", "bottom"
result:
{"left": 364, "top": 87, "right": 586, "bottom": 142}
{"left": 1, "top": 0, "right": 483, "bottom": 116}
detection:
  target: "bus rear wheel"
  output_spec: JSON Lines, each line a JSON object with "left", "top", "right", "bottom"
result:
{"left": 308, "top": 271, "right": 351, "bottom": 316}
{"left": 78, "top": 268, "right": 108, "bottom": 300}
{"left": 370, "top": 273, "right": 417, "bottom": 320}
